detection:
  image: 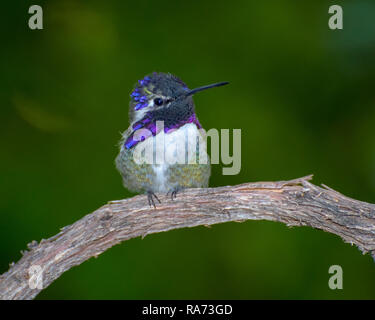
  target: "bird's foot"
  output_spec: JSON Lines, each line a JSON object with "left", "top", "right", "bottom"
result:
{"left": 147, "top": 191, "right": 161, "bottom": 208}
{"left": 166, "top": 187, "right": 183, "bottom": 201}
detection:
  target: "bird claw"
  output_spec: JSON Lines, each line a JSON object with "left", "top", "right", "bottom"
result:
{"left": 166, "top": 188, "right": 181, "bottom": 201}
{"left": 147, "top": 191, "right": 161, "bottom": 208}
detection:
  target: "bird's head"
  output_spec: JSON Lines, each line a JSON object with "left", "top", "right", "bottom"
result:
{"left": 129, "top": 72, "right": 228, "bottom": 123}
{"left": 125, "top": 72, "right": 228, "bottom": 149}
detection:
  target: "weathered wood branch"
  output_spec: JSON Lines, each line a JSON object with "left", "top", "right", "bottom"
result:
{"left": 1, "top": 175, "right": 375, "bottom": 300}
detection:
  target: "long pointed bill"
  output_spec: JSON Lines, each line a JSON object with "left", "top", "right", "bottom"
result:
{"left": 185, "top": 81, "right": 229, "bottom": 96}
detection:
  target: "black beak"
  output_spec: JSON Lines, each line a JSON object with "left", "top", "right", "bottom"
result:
{"left": 185, "top": 81, "right": 229, "bottom": 96}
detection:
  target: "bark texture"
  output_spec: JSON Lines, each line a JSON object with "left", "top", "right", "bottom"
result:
{"left": 1, "top": 175, "right": 374, "bottom": 300}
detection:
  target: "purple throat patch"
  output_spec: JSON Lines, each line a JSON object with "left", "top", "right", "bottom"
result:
{"left": 124, "top": 114, "right": 202, "bottom": 149}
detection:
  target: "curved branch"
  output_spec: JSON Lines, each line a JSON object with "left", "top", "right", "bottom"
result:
{"left": 1, "top": 175, "right": 375, "bottom": 300}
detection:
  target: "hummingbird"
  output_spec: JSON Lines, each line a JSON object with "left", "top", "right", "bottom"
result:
{"left": 115, "top": 72, "right": 228, "bottom": 207}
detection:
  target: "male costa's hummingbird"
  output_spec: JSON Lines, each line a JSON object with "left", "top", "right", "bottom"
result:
{"left": 115, "top": 72, "right": 228, "bottom": 207}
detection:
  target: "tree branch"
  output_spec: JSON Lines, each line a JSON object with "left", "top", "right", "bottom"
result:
{"left": 1, "top": 175, "right": 375, "bottom": 300}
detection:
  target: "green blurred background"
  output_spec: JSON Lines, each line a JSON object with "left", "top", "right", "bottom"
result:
{"left": 1, "top": 0, "right": 375, "bottom": 299}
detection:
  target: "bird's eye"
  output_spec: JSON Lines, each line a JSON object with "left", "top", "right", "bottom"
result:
{"left": 153, "top": 98, "right": 163, "bottom": 106}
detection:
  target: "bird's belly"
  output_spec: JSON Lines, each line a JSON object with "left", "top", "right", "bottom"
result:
{"left": 116, "top": 123, "right": 211, "bottom": 193}
{"left": 151, "top": 123, "right": 210, "bottom": 192}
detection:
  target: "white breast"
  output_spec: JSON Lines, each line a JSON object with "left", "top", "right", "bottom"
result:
{"left": 152, "top": 123, "right": 207, "bottom": 191}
